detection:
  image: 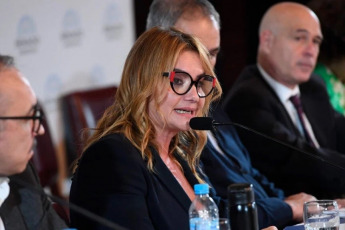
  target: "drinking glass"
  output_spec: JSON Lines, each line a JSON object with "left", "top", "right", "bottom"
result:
{"left": 303, "top": 200, "right": 339, "bottom": 230}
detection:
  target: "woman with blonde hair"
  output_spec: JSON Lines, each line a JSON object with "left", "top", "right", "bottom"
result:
{"left": 69, "top": 26, "right": 222, "bottom": 230}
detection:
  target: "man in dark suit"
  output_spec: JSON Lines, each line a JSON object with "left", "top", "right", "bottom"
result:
{"left": 0, "top": 55, "right": 67, "bottom": 229}
{"left": 223, "top": 2, "right": 345, "bottom": 199}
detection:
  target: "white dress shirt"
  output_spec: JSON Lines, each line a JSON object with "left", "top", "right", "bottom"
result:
{"left": 207, "top": 131, "right": 225, "bottom": 156}
{"left": 257, "top": 64, "right": 319, "bottom": 148}
{"left": 0, "top": 177, "right": 10, "bottom": 230}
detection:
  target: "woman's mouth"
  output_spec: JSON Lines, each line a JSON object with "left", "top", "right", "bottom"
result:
{"left": 175, "top": 109, "right": 192, "bottom": 114}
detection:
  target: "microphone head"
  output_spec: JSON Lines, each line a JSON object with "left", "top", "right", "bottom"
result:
{"left": 190, "top": 117, "right": 214, "bottom": 130}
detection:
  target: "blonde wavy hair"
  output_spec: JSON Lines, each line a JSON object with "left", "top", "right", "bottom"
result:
{"left": 80, "top": 27, "right": 222, "bottom": 182}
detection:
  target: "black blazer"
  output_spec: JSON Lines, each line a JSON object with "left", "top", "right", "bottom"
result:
{"left": 70, "top": 133, "right": 222, "bottom": 230}
{"left": 223, "top": 65, "right": 345, "bottom": 198}
{"left": 0, "top": 162, "right": 67, "bottom": 230}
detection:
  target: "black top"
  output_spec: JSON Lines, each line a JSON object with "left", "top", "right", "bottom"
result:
{"left": 70, "top": 133, "right": 224, "bottom": 230}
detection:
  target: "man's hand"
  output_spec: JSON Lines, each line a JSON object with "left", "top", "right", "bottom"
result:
{"left": 284, "top": 192, "right": 317, "bottom": 222}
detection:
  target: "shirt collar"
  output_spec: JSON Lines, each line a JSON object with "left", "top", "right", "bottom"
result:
{"left": 257, "top": 64, "right": 300, "bottom": 103}
{"left": 0, "top": 177, "right": 9, "bottom": 207}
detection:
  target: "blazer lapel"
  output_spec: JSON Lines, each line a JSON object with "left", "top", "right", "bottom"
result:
{"left": 0, "top": 188, "right": 27, "bottom": 230}
{"left": 152, "top": 149, "right": 193, "bottom": 211}
{"left": 177, "top": 154, "right": 200, "bottom": 189}
{"left": 17, "top": 185, "right": 45, "bottom": 230}
{"left": 256, "top": 68, "right": 302, "bottom": 137}
{"left": 300, "top": 83, "right": 325, "bottom": 147}
{"left": 1, "top": 165, "right": 45, "bottom": 230}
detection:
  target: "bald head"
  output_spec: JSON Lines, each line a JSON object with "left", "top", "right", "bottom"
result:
{"left": 259, "top": 2, "right": 320, "bottom": 35}
{"left": 0, "top": 68, "right": 35, "bottom": 116}
{"left": 257, "top": 2, "right": 322, "bottom": 89}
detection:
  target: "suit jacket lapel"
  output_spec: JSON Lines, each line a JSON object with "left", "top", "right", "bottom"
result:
{"left": 211, "top": 128, "right": 243, "bottom": 168}
{"left": 0, "top": 187, "right": 27, "bottom": 230}
{"left": 255, "top": 67, "right": 302, "bottom": 137}
{"left": 1, "top": 164, "right": 46, "bottom": 230}
{"left": 0, "top": 181, "right": 43, "bottom": 230}
{"left": 17, "top": 185, "right": 45, "bottom": 230}
{"left": 152, "top": 149, "right": 193, "bottom": 211}
{"left": 300, "top": 82, "right": 325, "bottom": 147}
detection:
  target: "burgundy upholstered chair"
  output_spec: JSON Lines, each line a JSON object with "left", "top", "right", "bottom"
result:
{"left": 60, "top": 85, "right": 117, "bottom": 170}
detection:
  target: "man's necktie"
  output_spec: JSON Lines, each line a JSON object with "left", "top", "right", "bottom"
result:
{"left": 289, "top": 95, "right": 316, "bottom": 147}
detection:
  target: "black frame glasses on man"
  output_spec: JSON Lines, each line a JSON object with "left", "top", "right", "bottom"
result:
{"left": 0, "top": 104, "right": 43, "bottom": 134}
{"left": 162, "top": 70, "right": 216, "bottom": 98}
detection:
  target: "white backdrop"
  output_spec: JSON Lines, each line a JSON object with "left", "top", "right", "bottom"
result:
{"left": 0, "top": 0, "right": 135, "bottom": 147}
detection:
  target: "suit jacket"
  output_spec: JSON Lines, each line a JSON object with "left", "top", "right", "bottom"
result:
{"left": 202, "top": 105, "right": 292, "bottom": 229}
{"left": 0, "top": 162, "right": 67, "bottom": 230}
{"left": 223, "top": 65, "right": 345, "bottom": 198}
{"left": 70, "top": 133, "right": 223, "bottom": 230}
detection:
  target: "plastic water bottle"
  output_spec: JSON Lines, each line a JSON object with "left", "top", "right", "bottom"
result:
{"left": 189, "top": 183, "right": 219, "bottom": 230}
{"left": 228, "top": 183, "right": 259, "bottom": 230}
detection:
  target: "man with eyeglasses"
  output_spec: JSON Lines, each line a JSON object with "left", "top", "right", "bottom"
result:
{"left": 0, "top": 55, "right": 67, "bottom": 229}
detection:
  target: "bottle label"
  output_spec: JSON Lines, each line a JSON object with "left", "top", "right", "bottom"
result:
{"left": 190, "top": 218, "right": 219, "bottom": 230}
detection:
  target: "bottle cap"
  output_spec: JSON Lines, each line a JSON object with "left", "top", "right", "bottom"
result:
{"left": 194, "top": 183, "right": 209, "bottom": 195}
{"left": 227, "top": 183, "right": 255, "bottom": 205}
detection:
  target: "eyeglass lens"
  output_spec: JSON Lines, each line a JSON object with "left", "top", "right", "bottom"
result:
{"left": 171, "top": 72, "right": 214, "bottom": 97}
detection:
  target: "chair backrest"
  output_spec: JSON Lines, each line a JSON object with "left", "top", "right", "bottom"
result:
{"left": 61, "top": 85, "right": 117, "bottom": 168}
{"left": 31, "top": 102, "right": 61, "bottom": 197}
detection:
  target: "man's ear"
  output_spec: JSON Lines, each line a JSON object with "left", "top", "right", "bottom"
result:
{"left": 259, "top": 30, "right": 273, "bottom": 53}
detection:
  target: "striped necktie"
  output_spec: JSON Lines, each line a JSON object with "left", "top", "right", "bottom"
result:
{"left": 289, "top": 95, "right": 316, "bottom": 147}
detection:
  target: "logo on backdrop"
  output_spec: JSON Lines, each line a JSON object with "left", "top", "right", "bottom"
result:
{"left": 61, "top": 9, "right": 83, "bottom": 47}
{"left": 103, "top": 3, "right": 124, "bottom": 40}
{"left": 15, "top": 15, "right": 40, "bottom": 54}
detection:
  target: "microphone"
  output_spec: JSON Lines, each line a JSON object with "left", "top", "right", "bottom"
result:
{"left": 190, "top": 117, "right": 214, "bottom": 130}
{"left": 190, "top": 117, "right": 345, "bottom": 172}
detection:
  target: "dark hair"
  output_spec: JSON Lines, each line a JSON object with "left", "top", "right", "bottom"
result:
{"left": 0, "top": 55, "right": 15, "bottom": 71}
{"left": 146, "top": 0, "right": 220, "bottom": 30}
{"left": 308, "top": 0, "right": 345, "bottom": 62}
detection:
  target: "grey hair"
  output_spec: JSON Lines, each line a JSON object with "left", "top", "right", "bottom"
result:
{"left": 146, "top": 0, "right": 220, "bottom": 30}
{"left": 0, "top": 55, "right": 15, "bottom": 71}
